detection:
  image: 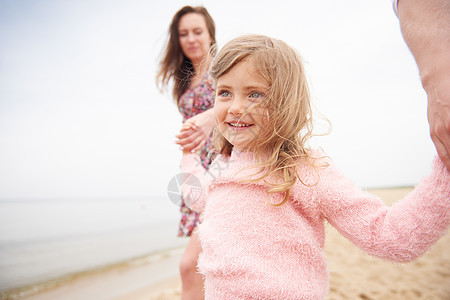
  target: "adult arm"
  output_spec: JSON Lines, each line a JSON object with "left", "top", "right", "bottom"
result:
{"left": 176, "top": 108, "right": 216, "bottom": 152}
{"left": 397, "top": 0, "right": 450, "bottom": 170}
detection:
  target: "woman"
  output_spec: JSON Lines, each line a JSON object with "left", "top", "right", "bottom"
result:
{"left": 156, "top": 6, "right": 216, "bottom": 299}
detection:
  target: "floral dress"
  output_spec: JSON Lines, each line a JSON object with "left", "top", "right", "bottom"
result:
{"left": 177, "top": 73, "right": 215, "bottom": 237}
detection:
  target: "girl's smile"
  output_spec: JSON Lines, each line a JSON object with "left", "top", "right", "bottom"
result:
{"left": 214, "top": 59, "right": 268, "bottom": 151}
{"left": 226, "top": 121, "right": 254, "bottom": 129}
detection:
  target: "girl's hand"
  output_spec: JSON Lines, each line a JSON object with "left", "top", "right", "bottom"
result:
{"left": 176, "top": 109, "right": 215, "bottom": 153}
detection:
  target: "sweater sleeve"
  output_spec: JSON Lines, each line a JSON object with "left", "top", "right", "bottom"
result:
{"left": 318, "top": 157, "right": 450, "bottom": 262}
{"left": 181, "top": 153, "right": 229, "bottom": 212}
{"left": 181, "top": 154, "right": 209, "bottom": 212}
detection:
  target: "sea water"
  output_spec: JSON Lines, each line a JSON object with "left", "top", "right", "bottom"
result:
{"left": 0, "top": 197, "right": 187, "bottom": 292}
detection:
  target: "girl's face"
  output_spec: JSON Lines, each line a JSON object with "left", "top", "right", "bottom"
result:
{"left": 214, "top": 60, "right": 268, "bottom": 151}
{"left": 178, "top": 13, "right": 212, "bottom": 66}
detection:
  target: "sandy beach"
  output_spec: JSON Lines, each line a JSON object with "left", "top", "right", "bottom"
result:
{"left": 5, "top": 187, "right": 450, "bottom": 300}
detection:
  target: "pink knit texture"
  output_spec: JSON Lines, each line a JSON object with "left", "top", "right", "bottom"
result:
{"left": 181, "top": 150, "right": 450, "bottom": 299}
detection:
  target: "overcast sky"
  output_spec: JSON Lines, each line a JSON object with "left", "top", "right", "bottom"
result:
{"left": 0, "top": 0, "right": 435, "bottom": 199}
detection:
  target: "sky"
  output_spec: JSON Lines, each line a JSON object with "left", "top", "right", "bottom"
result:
{"left": 0, "top": 0, "right": 436, "bottom": 200}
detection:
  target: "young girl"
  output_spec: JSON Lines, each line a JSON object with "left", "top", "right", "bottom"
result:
{"left": 181, "top": 34, "right": 450, "bottom": 299}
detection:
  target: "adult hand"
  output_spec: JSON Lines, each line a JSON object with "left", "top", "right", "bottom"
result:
{"left": 397, "top": 0, "right": 450, "bottom": 169}
{"left": 426, "top": 74, "right": 450, "bottom": 169}
{"left": 176, "top": 109, "right": 216, "bottom": 153}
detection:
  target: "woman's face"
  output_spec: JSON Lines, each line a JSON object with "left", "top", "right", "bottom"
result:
{"left": 178, "top": 13, "right": 212, "bottom": 66}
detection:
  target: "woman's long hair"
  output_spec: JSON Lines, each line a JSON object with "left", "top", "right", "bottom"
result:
{"left": 156, "top": 6, "right": 216, "bottom": 106}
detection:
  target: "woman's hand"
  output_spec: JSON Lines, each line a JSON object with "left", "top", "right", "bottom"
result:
{"left": 176, "top": 109, "right": 216, "bottom": 153}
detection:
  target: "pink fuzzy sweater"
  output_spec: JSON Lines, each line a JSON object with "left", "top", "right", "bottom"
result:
{"left": 181, "top": 150, "right": 450, "bottom": 299}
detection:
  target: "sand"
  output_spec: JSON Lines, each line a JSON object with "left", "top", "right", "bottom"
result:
{"left": 5, "top": 187, "right": 450, "bottom": 300}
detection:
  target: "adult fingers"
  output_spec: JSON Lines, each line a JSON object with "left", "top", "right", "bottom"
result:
{"left": 176, "top": 129, "right": 205, "bottom": 147}
{"left": 179, "top": 135, "right": 205, "bottom": 152}
{"left": 192, "top": 140, "right": 207, "bottom": 153}
{"left": 431, "top": 132, "right": 450, "bottom": 170}
{"left": 175, "top": 125, "right": 201, "bottom": 140}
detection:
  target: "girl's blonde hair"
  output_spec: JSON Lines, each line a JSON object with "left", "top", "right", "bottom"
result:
{"left": 210, "top": 34, "right": 317, "bottom": 206}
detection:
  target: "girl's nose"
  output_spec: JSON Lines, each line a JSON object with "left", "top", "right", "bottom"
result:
{"left": 228, "top": 98, "right": 246, "bottom": 115}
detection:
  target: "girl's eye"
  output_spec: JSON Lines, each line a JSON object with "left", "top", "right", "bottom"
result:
{"left": 218, "top": 90, "right": 231, "bottom": 97}
{"left": 249, "top": 92, "right": 263, "bottom": 99}
{"left": 194, "top": 30, "right": 203, "bottom": 35}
